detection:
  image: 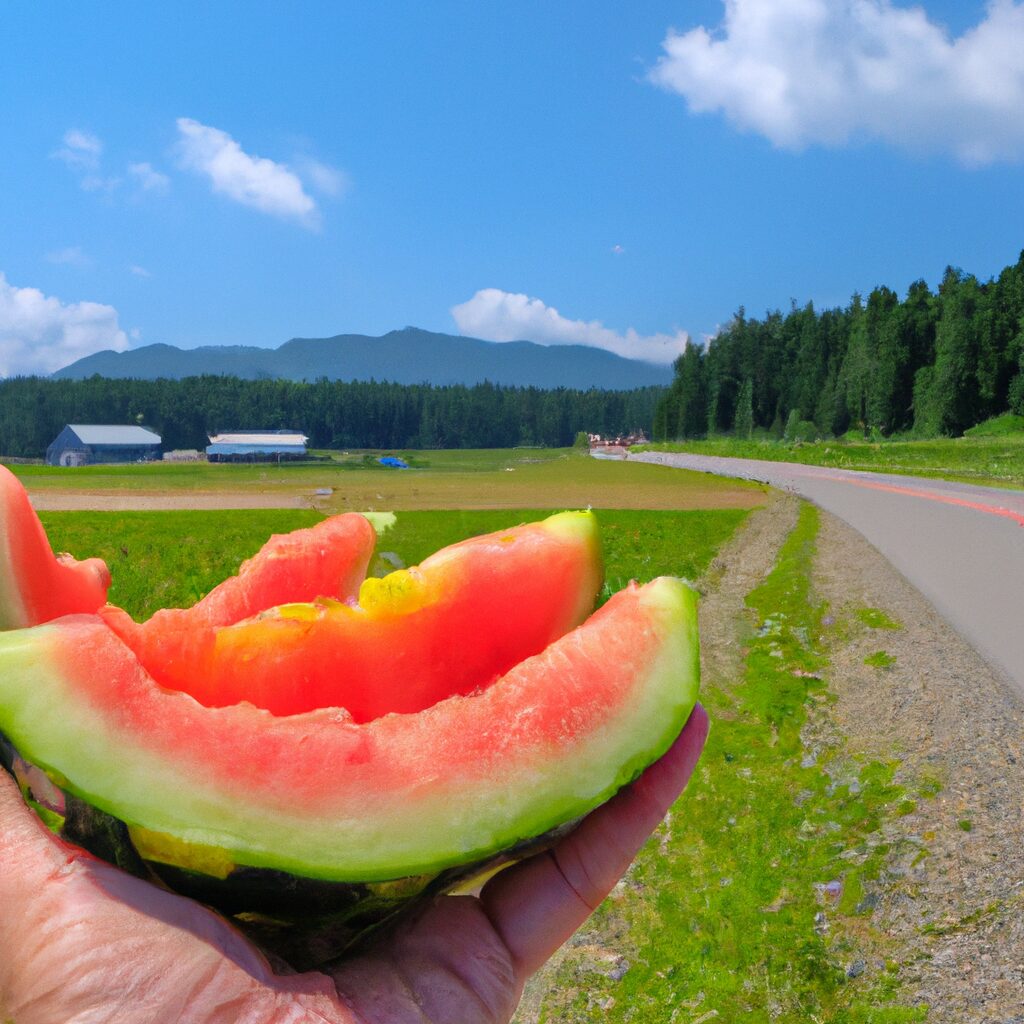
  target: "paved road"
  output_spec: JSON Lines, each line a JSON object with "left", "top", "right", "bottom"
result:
{"left": 630, "top": 451, "right": 1024, "bottom": 696}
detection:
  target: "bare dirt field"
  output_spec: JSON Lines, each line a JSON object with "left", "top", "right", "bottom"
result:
{"left": 25, "top": 464, "right": 766, "bottom": 513}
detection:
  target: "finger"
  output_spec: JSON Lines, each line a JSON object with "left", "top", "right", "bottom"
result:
{"left": 479, "top": 703, "right": 709, "bottom": 978}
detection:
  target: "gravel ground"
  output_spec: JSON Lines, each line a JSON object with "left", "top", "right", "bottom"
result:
{"left": 813, "top": 507, "right": 1024, "bottom": 1022}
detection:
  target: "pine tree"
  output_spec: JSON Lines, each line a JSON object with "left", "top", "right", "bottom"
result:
{"left": 733, "top": 378, "right": 754, "bottom": 439}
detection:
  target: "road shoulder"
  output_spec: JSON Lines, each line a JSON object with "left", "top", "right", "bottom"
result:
{"left": 814, "top": 509, "right": 1024, "bottom": 1020}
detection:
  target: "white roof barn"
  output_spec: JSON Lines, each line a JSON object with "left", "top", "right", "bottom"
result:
{"left": 206, "top": 430, "right": 309, "bottom": 462}
{"left": 207, "top": 432, "right": 308, "bottom": 447}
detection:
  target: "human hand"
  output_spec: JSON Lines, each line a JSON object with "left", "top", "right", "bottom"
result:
{"left": 0, "top": 704, "right": 707, "bottom": 1024}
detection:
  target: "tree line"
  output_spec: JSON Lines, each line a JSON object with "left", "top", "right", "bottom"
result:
{"left": 0, "top": 376, "right": 663, "bottom": 458}
{"left": 655, "top": 252, "right": 1024, "bottom": 441}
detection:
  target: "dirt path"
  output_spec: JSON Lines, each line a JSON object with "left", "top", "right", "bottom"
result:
{"left": 29, "top": 492, "right": 322, "bottom": 511}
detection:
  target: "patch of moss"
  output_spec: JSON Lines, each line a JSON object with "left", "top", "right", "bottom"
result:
{"left": 857, "top": 608, "right": 903, "bottom": 631}
{"left": 921, "top": 899, "right": 1004, "bottom": 937}
{"left": 864, "top": 650, "right": 897, "bottom": 668}
{"left": 917, "top": 774, "right": 944, "bottom": 799}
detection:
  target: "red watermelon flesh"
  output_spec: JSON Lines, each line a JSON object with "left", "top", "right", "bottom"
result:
{"left": 101, "top": 512, "right": 377, "bottom": 684}
{"left": 108, "top": 512, "right": 604, "bottom": 721}
{"left": 0, "top": 465, "right": 110, "bottom": 631}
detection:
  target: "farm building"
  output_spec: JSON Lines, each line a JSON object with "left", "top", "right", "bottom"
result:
{"left": 206, "top": 431, "right": 309, "bottom": 463}
{"left": 46, "top": 424, "right": 162, "bottom": 467}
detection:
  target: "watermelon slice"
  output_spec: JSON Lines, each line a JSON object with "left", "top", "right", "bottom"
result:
{"left": 0, "top": 465, "right": 110, "bottom": 630}
{"left": 117, "top": 512, "right": 603, "bottom": 719}
{"left": 101, "top": 511, "right": 377, "bottom": 687}
{"left": 0, "top": 577, "right": 696, "bottom": 882}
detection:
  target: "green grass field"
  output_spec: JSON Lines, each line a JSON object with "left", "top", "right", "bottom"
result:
{"left": 40, "top": 507, "right": 746, "bottom": 619}
{"left": 39, "top": 503, "right": 926, "bottom": 1019}
{"left": 12, "top": 448, "right": 766, "bottom": 512}
{"left": 639, "top": 426, "right": 1024, "bottom": 490}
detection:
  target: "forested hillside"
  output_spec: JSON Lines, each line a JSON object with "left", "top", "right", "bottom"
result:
{"left": 655, "top": 253, "right": 1024, "bottom": 440}
{"left": 0, "top": 376, "right": 662, "bottom": 458}
{"left": 53, "top": 328, "right": 673, "bottom": 391}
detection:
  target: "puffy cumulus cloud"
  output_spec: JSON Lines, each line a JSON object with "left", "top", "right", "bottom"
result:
{"left": 451, "top": 288, "right": 688, "bottom": 365}
{"left": 0, "top": 273, "right": 129, "bottom": 378}
{"left": 649, "top": 0, "right": 1024, "bottom": 164}
{"left": 176, "top": 118, "right": 318, "bottom": 226}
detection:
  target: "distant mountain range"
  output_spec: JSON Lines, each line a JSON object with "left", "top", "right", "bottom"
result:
{"left": 52, "top": 328, "right": 674, "bottom": 390}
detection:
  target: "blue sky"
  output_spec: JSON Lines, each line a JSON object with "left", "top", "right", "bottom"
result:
{"left": 2, "top": 1, "right": 1023, "bottom": 376}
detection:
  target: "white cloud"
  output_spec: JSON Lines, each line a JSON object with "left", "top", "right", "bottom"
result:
{"left": 128, "top": 264, "right": 152, "bottom": 278}
{"left": 0, "top": 273, "right": 129, "bottom": 377}
{"left": 298, "top": 157, "right": 349, "bottom": 197}
{"left": 649, "top": 0, "right": 1024, "bottom": 164}
{"left": 451, "top": 288, "right": 688, "bottom": 365}
{"left": 176, "top": 118, "right": 318, "bottom": 226}
{"left": 53, "top": 129, "right": 123, "bottom": 192}
{"left": 128, "top": 161, "right": 170, "bottom": 193}
{"left": 52, "top": 129, "right": 102, "bottom": 170}
{"left": 46, "top": 246, "right": 91, "bottom": 268}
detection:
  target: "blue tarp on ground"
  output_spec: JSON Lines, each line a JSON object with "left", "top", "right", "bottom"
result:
{"left": 378, "top": 456, "right": 409, "bottom": 469}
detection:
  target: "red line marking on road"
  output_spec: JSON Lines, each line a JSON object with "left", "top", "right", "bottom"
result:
{"left": 815, "top": 473, "right": 1024, "bottom": 527}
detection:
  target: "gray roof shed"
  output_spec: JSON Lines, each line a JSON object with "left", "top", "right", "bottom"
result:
{"left": 68, "top": 424, "right": 162, "bottom": 445}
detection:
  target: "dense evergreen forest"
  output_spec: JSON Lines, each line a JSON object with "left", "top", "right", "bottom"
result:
{"left": 0, "top": 376, "right": 662, "bottom": 458}
{"left": 655, "top": 253, "right": 1024, "bottom": 441}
